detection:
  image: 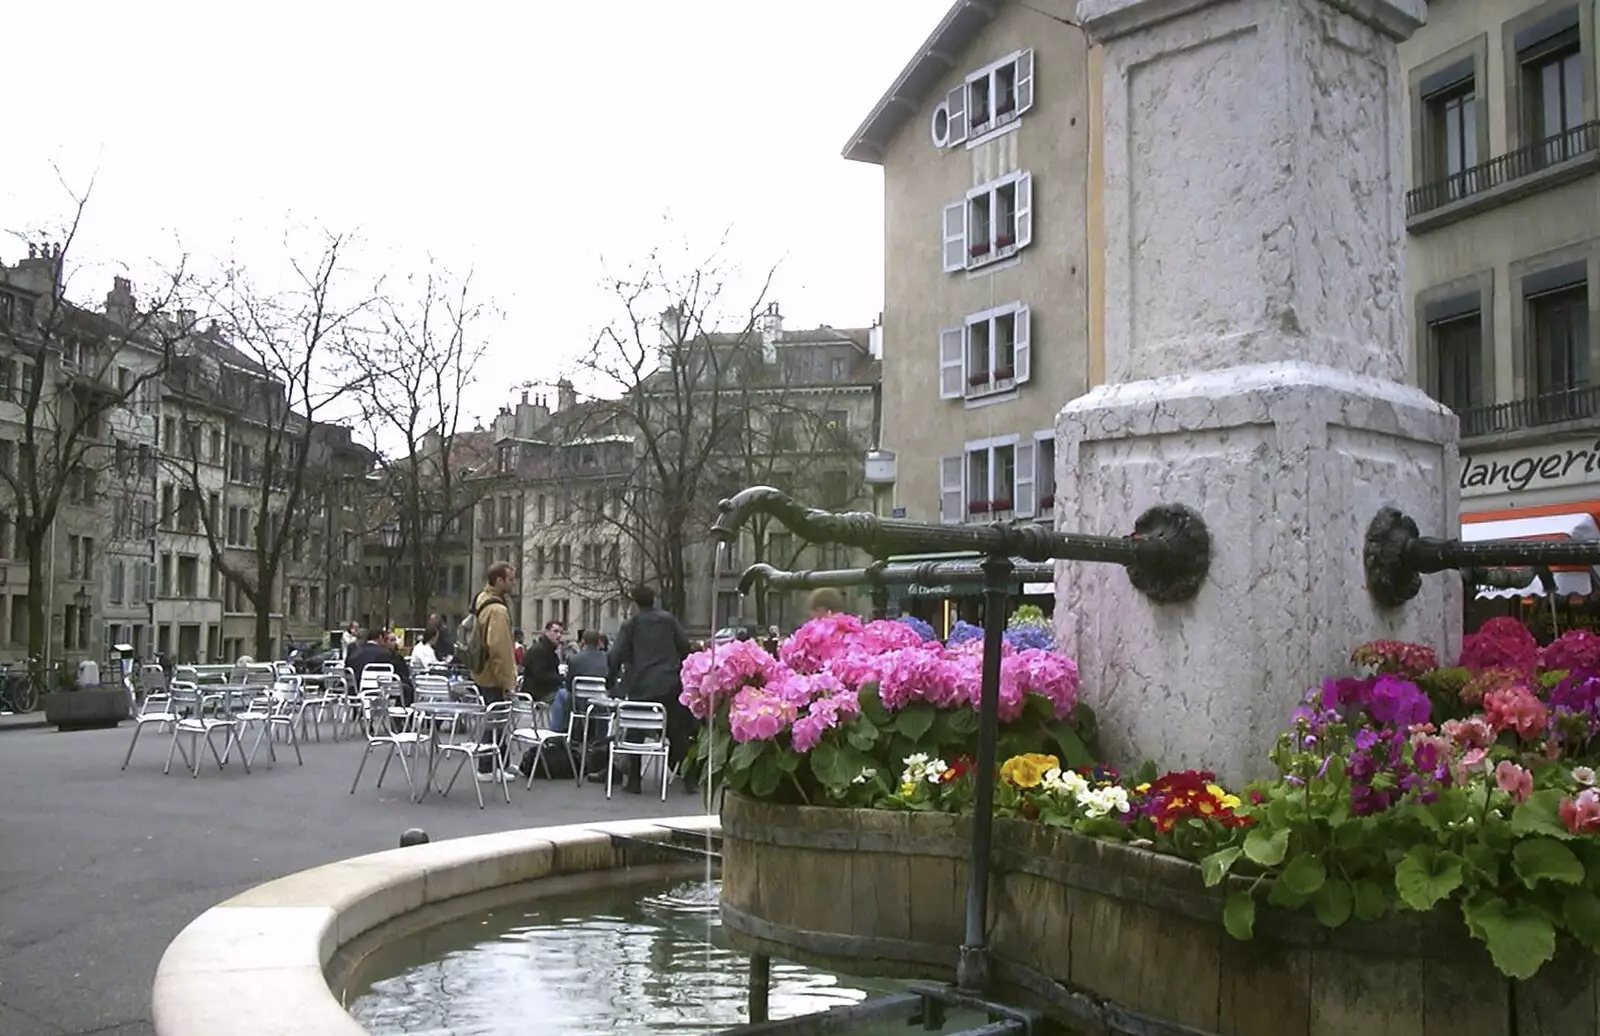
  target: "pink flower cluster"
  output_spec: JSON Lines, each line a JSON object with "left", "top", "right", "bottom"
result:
{"left": 1459, "top": 617, "right": 1541, "bottom": 673}
{"left": 1351, "top": 640, "right": 1438, "bottom": 678}
{"left": 1543, "top": 629, "right": 1600, "bottom": 673}
{"left": 680, "top": 615, "right": 1082, "bottom": 750}
{"left": 1483, "top": 683, "right": 1550, "bottom": 741}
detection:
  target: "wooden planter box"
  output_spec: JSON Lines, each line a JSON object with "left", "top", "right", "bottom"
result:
{"left": 720, "top": 794, "right": 1600, "bottom": 1036}
{"left": 43, "top": 689, "right": 129, "bottom": 731}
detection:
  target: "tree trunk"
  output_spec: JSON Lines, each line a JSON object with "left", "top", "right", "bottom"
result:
{"left": 253, "top": 562, "right": 275, "bottom": 659}
{"left": 25, "top": 525, "right": 47, "bottom": 666}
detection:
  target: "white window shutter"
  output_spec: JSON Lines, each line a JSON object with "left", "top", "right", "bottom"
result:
{"left": 942, "top": 202, "right": 967, "bottom": 273}
{"left": 1014, "top": 440, "right": 1036, "bottom": 518}
{"left": 939, "top": 455, "right": 965, "bottom": 524}
{"left": 946, "top": 84, "right": 968, "bottom": 146}
{"left": 146, "top": 563, "right": 157, "bottom": 603}
{"left": 1014, "top": 306, "right": 1032, "bottom": 385}
{"left": 1015, "top": 50, "right": 1035, "bottom": 116}
{"left": 939, "top": 328, "right": 965, "bottom": 399}
{"left": 1014, "top": 173, "right": 1033, "bottom": 250}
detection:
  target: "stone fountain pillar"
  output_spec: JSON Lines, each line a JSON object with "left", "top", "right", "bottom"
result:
{"left": 1055, "top": 0, "right": 1461, "bottom": 785}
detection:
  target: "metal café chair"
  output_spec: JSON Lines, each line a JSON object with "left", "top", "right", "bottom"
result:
{"left": 348, "top": 689, "right": 423, "bottom": 799}
{"left": 164, "top": 681, "right": 250, "bottom": 778}
{"left": 120, "top": 684, "right": 180, "bottom": 770}
{"left": 509, "top": 694, "right": 568, "bottom": 784}
{"left": 606, "top": 701, "right": 672, "bottom": 801}
{"left": 435, "top": 700, "right": 514, "bottom": 808}
{"left": 569, "top": 675, "right": 620, "bottom": 787}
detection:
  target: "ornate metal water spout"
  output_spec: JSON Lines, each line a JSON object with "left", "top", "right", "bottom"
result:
{"left": 1366, "top": 505, "right": 1600, "bottom": 607}
{"left": 713, "top": 486, "right": 1212, "bottom": 604}
{"left": 711, "top": 486, "right": 1211, "bottom": 997}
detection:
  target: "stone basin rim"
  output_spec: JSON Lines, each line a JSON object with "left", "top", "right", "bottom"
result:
{"left": 149, "top": 814, "right": 722, "bottom": 1036}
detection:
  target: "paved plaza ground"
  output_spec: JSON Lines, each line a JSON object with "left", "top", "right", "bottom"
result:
{"left": 0, "top": 720, "right": 699, "bottom": 1036}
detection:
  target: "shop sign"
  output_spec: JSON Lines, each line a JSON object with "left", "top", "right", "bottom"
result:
{"left": 1461, "top": 437, "right": 1600, "bottom": 499}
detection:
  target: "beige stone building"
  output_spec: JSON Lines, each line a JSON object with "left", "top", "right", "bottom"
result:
{"left": 844, "top": 0, "right": 1092, "bottom": 529}
{"left": 1401, "top": 0, "right": 1598, "bottom": 623}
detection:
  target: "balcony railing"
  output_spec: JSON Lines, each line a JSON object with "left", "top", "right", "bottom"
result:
{"left": 1458, "top": 385, "right": 1600, "bottom": 438}
{"left": 1407, "top": 121, "right": 1600, "bottom": 219}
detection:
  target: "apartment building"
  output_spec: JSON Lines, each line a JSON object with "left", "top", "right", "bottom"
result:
{"left": 844, "top": 0, "right": 1092, "bottom": 531}
{"left": 1402, "top": 0, "right": 1600, "bottom": 629}
{"left": 102, "top": 277, "right": 163, "bottom": 659}
{"left": 482, "top": 383, "right": 636, "bottom": 638}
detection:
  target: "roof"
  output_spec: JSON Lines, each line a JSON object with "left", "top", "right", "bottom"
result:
{"left": 841, "top": 0, "right": 1003, "bottom": 164}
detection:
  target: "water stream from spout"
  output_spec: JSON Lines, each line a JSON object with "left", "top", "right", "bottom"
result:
{"left": 703, "top": 539, "right": 727, "bottom": 1007}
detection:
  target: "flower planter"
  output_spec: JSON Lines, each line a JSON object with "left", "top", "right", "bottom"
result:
{"left": 719, "top": 794, "right": 1600, "bottom": 1036}
{"left": 43, "top": 688, "right": 129, "bottom": 731}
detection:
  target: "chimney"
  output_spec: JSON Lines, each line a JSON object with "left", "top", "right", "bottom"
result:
{"left": 105, "top": 276, "right": 136, "bottom": 326}
{"left": 13, "top": 240, "right": 63, "bottom": 297}
{"left": 514, "top": 392, "right": 550, "bottom": 439}
{"left": 177, "top": 309, "right": 197, "bottom": 333}
{"left": 521, "top": 389, "right": 529, "bottom": 405}
{"left": 556, "top": 378, "right": 576, "bottom": 412}
{"left": 759, "top": 301, "right": 783, "bottom": 364}
{"left": 658, "top": 305, "right": 684, "bottom": 354}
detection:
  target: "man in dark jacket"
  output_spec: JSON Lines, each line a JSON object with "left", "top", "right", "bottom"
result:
{"left": 522, "top": 620, "right": 564, "bottom": 699}
{"left": 608, "top": 584, "right": 692, "bottom": 795}
{"left": 346, "top": 628, "right": 415, "bottom": 706}
{"left": 426, "top": 613, "right": 455, "bottom": 662}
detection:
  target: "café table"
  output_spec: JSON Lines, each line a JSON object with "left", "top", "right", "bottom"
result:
{"left": 409, "top": 699, "right": 486, "bottom": 802}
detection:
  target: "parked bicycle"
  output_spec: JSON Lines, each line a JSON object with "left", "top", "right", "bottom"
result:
{"left": 0, "top": 658, "right": 49, "bottom": 715}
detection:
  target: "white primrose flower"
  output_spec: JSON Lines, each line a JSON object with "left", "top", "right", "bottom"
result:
{"left": 1575, "top": 766, "right": 1597, "bottom": 787}
{"left": 900, "top": 753, "right": 932, "bottom": 785}
{"left": 1042, "top": 766, "right": 1089, "bottom": 797}
{"left": 852, "top": 767, "right": 878, "bottom": 785}
{"left": 1077, "top": 785, "right": 1131, "bottom": 819}
{"left": 925, "top": 758, "right": 950, "bottom": 784}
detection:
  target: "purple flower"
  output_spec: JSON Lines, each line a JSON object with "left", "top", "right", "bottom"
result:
{"left": 1366, "top": 675, "right": 1431, "bottom": 728}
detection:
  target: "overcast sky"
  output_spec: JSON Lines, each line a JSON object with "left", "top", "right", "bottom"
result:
{"left": 1, "top": 0, "right": 950, "bottom": 429}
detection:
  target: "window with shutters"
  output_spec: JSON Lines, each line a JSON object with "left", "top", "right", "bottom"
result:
{"left": 939, "top": 435, "right": 1040, "bottom": 525}
{"left": 938, "top": 303, "right": 1032, "bottom": 403}
{"left": 936, "top": 49, "right": 1035, "bottom": 150}
{"left": 942, "top": 172, "right": 1033, "bottom": 273}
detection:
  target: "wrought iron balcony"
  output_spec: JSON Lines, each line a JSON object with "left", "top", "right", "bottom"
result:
{"left": 1458, "top": 385, "right": 1600, "bottom": 439}
{"left": 1407, "top": 121, "right": 1600, "bottom": 223}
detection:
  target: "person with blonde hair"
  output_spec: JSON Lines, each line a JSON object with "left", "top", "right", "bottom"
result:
{"left": 807, "top": 587, "right": 845, "bottom": 619}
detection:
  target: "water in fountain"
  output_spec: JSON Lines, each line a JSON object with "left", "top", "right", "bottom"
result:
{"left": 344, "top": 876, "right": 988, "bottom": 1034}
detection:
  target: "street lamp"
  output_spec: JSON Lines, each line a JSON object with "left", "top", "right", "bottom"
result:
{"left": 72, "top": 586, "right": 90, "bottom": 660}
{"left": 73, "top": 586, "right": 91, "bottom": 611}
{"left": 379, "top": 520, "right": 400, "bottom": 629}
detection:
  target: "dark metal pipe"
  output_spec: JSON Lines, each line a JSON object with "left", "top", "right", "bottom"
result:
{"left": 1367, "top": 506, "right": 1600, "bottom": 606}
{"left": 749, "top": 953, "right": 771, "bottom": 1023}
{"left": 715, "top": 486, "right": 1211, "bottom": 605}
{"left": 958, "top": 554, "right": 1013, "bottom": 994}
{"left": 736, "top": 560, "right": 1058, "bottom": 597}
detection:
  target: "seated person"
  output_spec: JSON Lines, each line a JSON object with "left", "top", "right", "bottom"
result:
{"left": 556, "top": 629, "right": 611, "bottom": 729}
{"left": 409, "top": 629, "right": 439, "bottom": 670}
{"left": 347, "top": 628, "right": 414, "bottom": 707}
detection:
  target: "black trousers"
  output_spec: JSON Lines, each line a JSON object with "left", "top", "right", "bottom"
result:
{"left": 624, "top": 692, "right": 695, "bottom": 787}
{"left": 475, "top": 685, "right": 511, "bottom": 774}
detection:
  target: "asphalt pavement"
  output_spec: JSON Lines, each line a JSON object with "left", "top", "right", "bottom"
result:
{"left": 0, "top": 721, "right": 700, "bottom": 1036}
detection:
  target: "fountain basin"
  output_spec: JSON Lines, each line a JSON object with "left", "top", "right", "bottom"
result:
{"left": 151, "top": 816, "right": 719, "bottom": 1036}
{"left": 720, "top": 795, "right": 1600, "bottom": 1036}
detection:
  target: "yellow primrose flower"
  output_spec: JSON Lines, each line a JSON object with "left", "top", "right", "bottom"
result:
{"left": 1000, "top": 753, "right": 1060, "bottom": 790}
{"left": 900, "top": 782, "right": 917, "bottom": 797}
{"left": 1135, "top": 782, "right": 1151, "bottom": 793}
{"left": 1206, "top": 783, "right": 1242, "bottom": 809}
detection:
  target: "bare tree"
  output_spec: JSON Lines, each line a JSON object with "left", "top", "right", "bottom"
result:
{"left": 0, "top": 185, "right": 189, "bottom": 667}
{"left": 341, "top": 266, "right": 499, "bottom": 626}
{"left": 567, "top": 250, "right": 875, "bottom": 628}
{"left": 163, "top": 230, "right": 376, "bottom": 656}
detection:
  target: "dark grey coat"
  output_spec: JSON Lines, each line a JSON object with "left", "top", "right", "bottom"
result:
{"left": 607, "top": 605, "right": 691, "bottom": 702}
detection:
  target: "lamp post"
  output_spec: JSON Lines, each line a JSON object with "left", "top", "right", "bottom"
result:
{"left": 380, "top": 519, "right": 400, "bottom": 629}
{"left": 73, "top": 586, "right": 90, "bottom": 662}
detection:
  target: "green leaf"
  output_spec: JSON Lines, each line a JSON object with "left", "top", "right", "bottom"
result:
{"left": 1280, "top": 854, "right": 1327, "bottom": 897}
{"left": 1513, "top": 837, "right": 1586, "bottom": 889}
{"left": 807, "top": 742, "right": 851, "bottom": 789}
{"left": 1050, "top": 722, "right": 1095, "bottom": 771}
{"left": 1244, "top": 827, "right": 1291, "bottom": 867}
{"left": 945, "top": 708, "right": 979, "bottom": 735}
{"left": 1564, "top": 890, "right": 1600, "bottom": 955}
{"left": 1223, "top": 890, "right": 1255, "bottom": 941}
{"left": 1394, "top": 846, "right": 1465, "bottom": 912}
{"left": 729, "top": 738, "right": 767, "bottom": 772}
{"left": 844, "top": 719, "right": 880, "bottom": 751}
{"left": 775, "top": 750, "right": 800, "bottom": 773}
{"left": 749, "top": 753, "right": 782, "bottom": 797}
{"left": 1463, "top": 897, "right": 1557, "bottom": 980}
{"left": 857, "top": 684, "right": 889, "bottom": 724}
{"left": 1314, "top": 878, "right": 1354, "bottom": 929}
{"left": 1352, "top": 879, "right": 1387, "bottom": 922}
{"left": 1512, "top": 790, "right": 1573, "bottom": 839}
{"left": 1201, "top": 847, "right": 1243, "bottom": 888}
{"left": 1267, "top": 879, "right": 1310, "bottom": 910}
{"left": 893, "top": 704, "right": 937, "bottom": 742}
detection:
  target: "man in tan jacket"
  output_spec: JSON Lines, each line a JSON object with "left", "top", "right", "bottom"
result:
{"left": 471, "top": 561, "right": 518, "bottom": 780}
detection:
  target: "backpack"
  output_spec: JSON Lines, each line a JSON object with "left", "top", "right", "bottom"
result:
{"left": 456, "top": 596, "right": 497, "bottom": 672}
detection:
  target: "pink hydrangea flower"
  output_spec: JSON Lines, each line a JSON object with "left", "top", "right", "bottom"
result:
{"left": 1543, "top": 629, "right": 1600, "bottom": 672}
{"left": 679, "top": 639, "right": 779, "bottom": 719}
{"left": 1002, "top": 648, "right": 1080, "bottom": 719}
{"left": 727, "top": 685, "right": 799, "bottom": 743}
{"left": 855, "top": 619, "right": 927, "bottom": 655}
{"left": 1561, "top": 788, "right": 1600, "bottom": 835}
{"left": 1459, "top": 617, "right": 1540, "bottom": 673}
{"left": 780, "top": 613, "right": 866, "bottom": 674}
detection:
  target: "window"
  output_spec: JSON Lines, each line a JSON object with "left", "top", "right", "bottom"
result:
{"left": 0, "top": 360, "right": 11, "bottom": 402}
{"left": 79, "top": 536, "right": 94, "bottom": 579}
{"left": 159, "top": 553, "right": 173, "bottom": 598}
{"left": 8, "top": 594, "right": 26, "bottom": 644}
{"left": 177, "top": 556, "right": 199, "bottom": 598}
{"left": 940, "top": 49, "right": 1035, "bottom": 149}
{"left": 939, "top": 303, "right": 1033, "bottom": 401}
{"left": 943, "top": 172, "right": 1033, "bottom": 272}
{"left": 209, "top": 430, "right": 222, "bottom": 465}
{"left": 226, "top": 506, "right": 251, "bottom": 547}
{"left": 1520, "top": 17, "right": 1585, "bottom": 161}
{"left": 0, "top": 513, "right": 11, "bottom": 560}
{"left": 289, "top": 585, "right": 303, "bottom": 617}
{"left": 1429, "top": 312, "right": 1484, "bottom": 417}
{"left": 1529, "top": 280, "right": 1591, "bottom": 420}
{"left": 1424, "top": 73, "right": 1479, "bottom": 199}
{"left": 110, "top": 560, "right": 126, "bottom": 605}
{"left": 1035, "top": 434, "right": 1057, "bottom": 517}
{"left": 533, "top": 599, "right": 545, "bottom": 628}
{"left": 939, "top": 436, "right": 1039, "bottom": 523}
{"left": 0, "top": 439, "right": 12, "bottom": 478}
